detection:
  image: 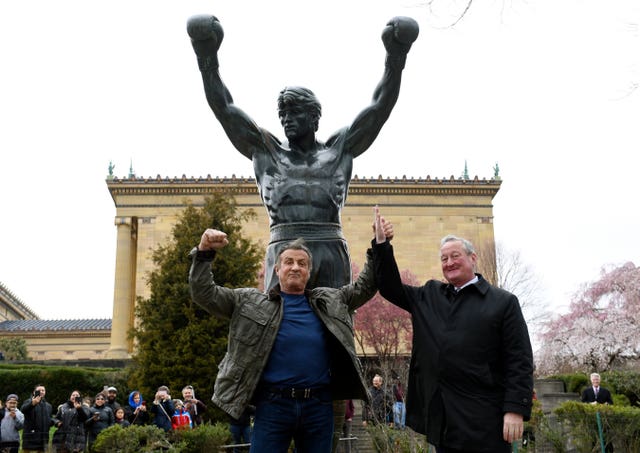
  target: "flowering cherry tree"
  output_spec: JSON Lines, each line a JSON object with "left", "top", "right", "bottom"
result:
{"left": 535, "top": 261, "right": 640, "bottom": 375}
{"left": 353, "top": 263, "right": 418, "bottom": 363}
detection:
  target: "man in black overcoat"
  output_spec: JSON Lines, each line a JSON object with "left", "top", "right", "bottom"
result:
{"left": 371, "top": 208, "right": 534, "bottom": 453}
{"left": 20, "top": 384, "right": 54, "bottom": 453}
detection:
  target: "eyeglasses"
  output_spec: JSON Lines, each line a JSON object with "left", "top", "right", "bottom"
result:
{"left": 95, "top": 397, "right": 105, "bottom": 400}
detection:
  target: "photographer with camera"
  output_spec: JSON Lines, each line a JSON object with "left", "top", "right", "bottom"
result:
{"left": 181, "top": 385, "right": 206, "bottom": 427}
{"left": 20, "top": 385, "right": 53, "bottom": 453}
{"left": 0, "top": 394, "right": 24, "bottom": 453}
{"left": 150, "top": 386, "right": 174, "bottom": 432}
{"left": 52, "top": 390, "right": 90, "bottom": 453}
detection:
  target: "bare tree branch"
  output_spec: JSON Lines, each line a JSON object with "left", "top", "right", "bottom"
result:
{"left": 475, "top": 240, "right": 551, "bottom": 332}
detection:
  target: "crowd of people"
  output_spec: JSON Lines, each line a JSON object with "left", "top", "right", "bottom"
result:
{"left": 0, "top": 383, "right": 207, "bottom": 452}
{"left": 0, "top": 375, "right": 409, "bottom": 453}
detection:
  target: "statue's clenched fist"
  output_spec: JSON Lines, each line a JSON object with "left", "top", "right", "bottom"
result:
{"left": 382, "top": 16, "right": 419, "bottom": 56}
{"left": 187, "top": 15, "right": 224, "bottom": 57}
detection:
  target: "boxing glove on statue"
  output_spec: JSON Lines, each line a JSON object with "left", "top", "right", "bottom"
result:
{"left": 187, "top": 15, "right": 224, "bottom": 71}
{"left": 382, "top": 16, "right": 419, "bottom": 69}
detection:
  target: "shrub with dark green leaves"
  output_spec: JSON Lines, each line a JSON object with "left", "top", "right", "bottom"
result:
{"left": 92, "top": 424, "right": 172, "bottom": 453}
{"left": 550, "top": 371, "right": 640, "bottom": 407}
{"left": 554, "top": 400, "right": 640, "bottom": 452}
{"left": 548, "top": 373, "right": 589, "bottom": 394}
{"left": 169, "top": 422, "right": 231, "bottom": 452}
{"left": 0, "top": 364, "right": 129, "bottom": 408}
{"left": 92, "top": 423, "right": 232, "bottom": 453}
{"left": 604, "top": 370, "right": 640, "bottom": 406}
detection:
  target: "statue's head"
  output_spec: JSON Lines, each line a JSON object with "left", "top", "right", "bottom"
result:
{"left": 277, "top": 87, "right": 322, "bottom": 132}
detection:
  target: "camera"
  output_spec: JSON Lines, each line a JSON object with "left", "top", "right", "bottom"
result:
{"left": 34, "top": 390, "right": 41, "bottom": 398}
{"left": 75, "top": 396, "right": 82, "bottom": 404}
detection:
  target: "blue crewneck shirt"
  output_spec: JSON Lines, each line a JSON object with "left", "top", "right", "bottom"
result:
{"left": 260, "top": 292, "right": 330, "bottom": 387}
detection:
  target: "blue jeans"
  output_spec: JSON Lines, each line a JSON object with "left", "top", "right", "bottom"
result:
{"left": 250, "top": 389, "right": 334, "bottom": 453}
{"left": 230, "top": 422, "right": 251, "bottom": 453}
{"left": 393, "top": 401, "right": 406, "bottom": 428}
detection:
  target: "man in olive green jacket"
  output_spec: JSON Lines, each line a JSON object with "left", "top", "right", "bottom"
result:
{"left": 189, "top": 217, "right": 393, "bottom": 452}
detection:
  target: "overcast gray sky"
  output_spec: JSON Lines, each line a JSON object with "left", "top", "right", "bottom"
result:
{"left": 1, "top": 0, "right": 638, "bottom": 321}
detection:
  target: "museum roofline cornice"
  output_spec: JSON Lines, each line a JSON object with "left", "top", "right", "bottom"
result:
{"left": 106, "top": 174, "right": 501, "bottom": 201}
{"left": 0, "top": 282, "right": 39, "bottom": 320}
{"left": 0, "top": 319, "right": 111, "bottom": 332}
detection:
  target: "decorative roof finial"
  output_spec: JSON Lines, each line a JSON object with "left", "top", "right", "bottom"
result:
{"left": 128, "top": 160, "right": 135, "bottom": 179}
{"left": 107, "top": 161, "right": 115, "bottom": 179}
{"left": 493, "top": 162, "right": 500, "bottom": 180}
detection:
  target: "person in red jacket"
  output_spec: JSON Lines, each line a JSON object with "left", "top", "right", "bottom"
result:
{"left": 171, "top": 400, "right": 192, "bottom": 430}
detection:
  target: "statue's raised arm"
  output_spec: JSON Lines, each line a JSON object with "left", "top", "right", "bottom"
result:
{"left": 187, "top": 15, "right": 264, "bottom": 160}
{"left": 342, "top": 17, "right": 419, "bottom": 158}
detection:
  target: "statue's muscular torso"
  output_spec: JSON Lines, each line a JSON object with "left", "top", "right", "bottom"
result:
{"left": 253, "top": 129, "right": 352, "bottom": 226}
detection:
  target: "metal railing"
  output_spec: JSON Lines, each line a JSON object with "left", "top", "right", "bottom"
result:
{"left": 218, "top": 436, "right": 361, "bottom": 452}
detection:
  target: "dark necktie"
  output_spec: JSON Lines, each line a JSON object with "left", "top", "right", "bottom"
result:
{"left": 595, "top": 387, "right": 599, "bottom": 399}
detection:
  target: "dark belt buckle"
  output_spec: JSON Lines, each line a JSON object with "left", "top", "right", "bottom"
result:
{"left": 290, "top": 388, "right": 311, "bottom": 398}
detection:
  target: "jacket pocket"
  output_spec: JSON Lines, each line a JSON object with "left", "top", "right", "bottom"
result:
{"left": 216, "top": 354, "right": 245, "bottom": 403}
{"left": 231, "top": 304, "right": 269, "bottom": 346}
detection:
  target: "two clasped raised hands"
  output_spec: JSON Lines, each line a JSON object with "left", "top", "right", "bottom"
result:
{"left": 373, "top": 206, "right": 394, "bottom": 244}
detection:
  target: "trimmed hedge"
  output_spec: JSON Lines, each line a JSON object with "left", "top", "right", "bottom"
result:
{"left": 92, "top": 423, "right": 232, "bottom": 453}
{"left": 554, "top": 401, "right": 640, "bottom": 452}
{"left": 0, "top": 364, "right": 129, "bottom": 407}
{"left": 548, "top": 370, "right": 640, "bottom": 406}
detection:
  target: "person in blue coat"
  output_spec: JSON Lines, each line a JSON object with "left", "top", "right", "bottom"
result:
{"left": 150, "top": 386, "right": 174, "bottom": 432}
{"left": 125, "top": 390, "right": 150, "bottom": 426}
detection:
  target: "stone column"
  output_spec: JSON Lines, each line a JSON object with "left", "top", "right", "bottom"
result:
{"left": 106, "top": 217, "right": 136, "bottom": 359}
